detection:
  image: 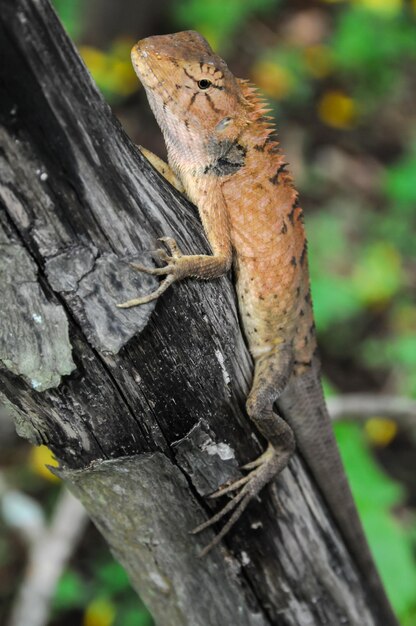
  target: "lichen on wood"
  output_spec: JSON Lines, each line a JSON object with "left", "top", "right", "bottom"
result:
{"left": 0, "top": 238, "right": 75, "bottom": 391}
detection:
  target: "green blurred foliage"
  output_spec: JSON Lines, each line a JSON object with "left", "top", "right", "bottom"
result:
{"left": 385, "top": 142, "right": 416, "bottom": 208}
{"left": 331, "top": 7, "right": 416, "bottom": 105}
{"left": 381, "top": 141, "right": 416, "bottom": 255}
{"left": 53, "top": 570, "right": 89, "bottom": 612}
{"left": 308, "top": 210, "right": 362, "bottom": 329}
{"left": 336, "top": 422, "right": 416, "bottom": 621}
{"left": 53, "top": 559, "right": 153, "bottom": 625}
{"left": 173, "top": 0, "right": 278, "bottom": 50}
{"left": 51, "top": 0, "right": 83, "bottom": 39}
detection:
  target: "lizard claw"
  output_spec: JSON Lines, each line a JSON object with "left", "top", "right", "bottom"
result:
{"left": 208, "top": 444, "right": 274, "bottom": 499}
{"left": 193, "top": 488, "right": 252, "bottom": 558}
{"left": 240, "top": 444, "right": 274, "bottom": 470}
{"left": 117, "top": 274, "right": 176, "bottom": 308}
{"left": 191, "top": 444, "right": 288, "bottom": 557}
{"left": 208, "top": 474, "right": 252, "bottom": 498}
{"left": 129, "top": 261, "right": 173, "bottom": 276}
{"left": 117, "top": 237, "right": 183, "bottom": 308}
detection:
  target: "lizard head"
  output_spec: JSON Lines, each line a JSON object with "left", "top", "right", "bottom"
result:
{"left": 131, "top": 31, "right": 251, "bottom": 171}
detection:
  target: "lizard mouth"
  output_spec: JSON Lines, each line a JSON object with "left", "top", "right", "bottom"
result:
{"left": 131, "top": 43, "right": 153, "bottom": 83}
{"left": 131, "top": 41, "right": 170, "bottom": 90}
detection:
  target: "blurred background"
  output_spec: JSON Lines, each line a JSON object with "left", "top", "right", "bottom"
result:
{"left": 1, "top": 0, "right": 416, "bottom": 624}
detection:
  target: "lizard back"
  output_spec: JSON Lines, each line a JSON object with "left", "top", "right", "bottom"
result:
{"left": 129, "top": 30, "right": 398, "bottom": 625}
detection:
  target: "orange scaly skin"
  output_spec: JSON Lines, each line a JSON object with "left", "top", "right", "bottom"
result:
{"left": 119, "top": 32, "right": 397, "bottom": 625}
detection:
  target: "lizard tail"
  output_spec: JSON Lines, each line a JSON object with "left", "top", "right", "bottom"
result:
{"left": 278, "top": 369, "right": 399, "bottom": 626}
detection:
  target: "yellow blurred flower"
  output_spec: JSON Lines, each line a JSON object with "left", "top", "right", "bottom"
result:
{"left": 79, "top": 39, "right": 138, "bottom": 100}
{"left": 352, "top": 0, "right": 403, "bottom": 14}
{"left": 29, "top": 445, "right": 60, "bottom": 483}
{"left": 84, "top": 598, "right": 116, "bottom": 626}
{"left": 79, "top": 46, "right": 107, "bottom": 74}
{"left": 111, "top": 60, "right": 139, "bottom": 96}
{"left": 304, "top": 45, "right": 332, "bottom": 79}
{"left": 365, "top": 418, "right": 398, "bottom": 447}
{"left": 251, "top": 60, "right": 293, "bottom": 99}
{"left": 318, "top": 90, "right": 357, "bottom": 129}
{"left": 322, "top": 0, "right": 403, "bottom": 9}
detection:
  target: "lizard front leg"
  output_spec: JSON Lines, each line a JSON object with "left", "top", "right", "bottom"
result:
{"left": 192, "top": 344, "right": 296, "bottom": 556}
{"left": 139, "top": 147, "right": 185, "bottom": 193}
{"left": 118, "top": 191, "right": 232, "bottom": 307}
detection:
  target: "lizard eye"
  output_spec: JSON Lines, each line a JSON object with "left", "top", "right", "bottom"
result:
{"left": 198, "top": 79, "right": 212, "bottom": 90}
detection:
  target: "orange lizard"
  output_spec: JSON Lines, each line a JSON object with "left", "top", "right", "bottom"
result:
{"left": 118, "top": 31, "right": 397, "bottom": 624}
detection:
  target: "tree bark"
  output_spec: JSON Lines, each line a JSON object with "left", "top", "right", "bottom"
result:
{"left": 0, "top": 1, "right": 382, "bottom": 624}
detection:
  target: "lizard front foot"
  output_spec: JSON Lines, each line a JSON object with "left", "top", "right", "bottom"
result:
{"left": 192, "top": 444, "right": 290, "bottom": 557}
{"left": 117, "top": 237, "right": 183, "bottom": 308}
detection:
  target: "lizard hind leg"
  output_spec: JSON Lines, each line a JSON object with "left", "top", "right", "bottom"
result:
{"left": 192, "top": 346, "right": 295, "bottom": 556}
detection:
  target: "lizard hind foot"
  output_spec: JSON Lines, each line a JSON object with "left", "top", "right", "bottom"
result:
{"left": 191, "top": 444, "right": 287, "bottom": 557}
{"left": 116, "top": 273, "right": 175, "bottom": 308}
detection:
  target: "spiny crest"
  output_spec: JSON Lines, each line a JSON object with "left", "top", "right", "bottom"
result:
{"left": 237, "top": 79, "right": 296, "bottom": 190}
{"left": 237, "top": 79, "right": 280, "bottom": 150}
{"left": 238, "top": 79, "right": 273, "bottom": 122}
